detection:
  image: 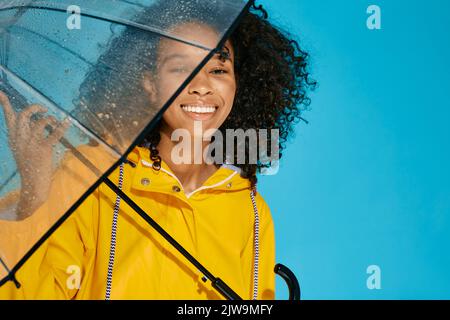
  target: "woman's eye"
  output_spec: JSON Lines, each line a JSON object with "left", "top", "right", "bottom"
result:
{"left": 169, "top": 66, "right": 189, "bottom": 73}
{"left": 210, "top": 68, "right": 228, "bottom": 75}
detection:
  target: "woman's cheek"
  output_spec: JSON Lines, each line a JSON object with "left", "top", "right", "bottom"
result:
{"left": 156, "top": 72, "right": 184, "bottom": 103}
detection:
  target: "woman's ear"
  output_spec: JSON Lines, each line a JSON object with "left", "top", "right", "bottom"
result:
{"left": 142, "top": 71, "right": 158, "bottom": 104}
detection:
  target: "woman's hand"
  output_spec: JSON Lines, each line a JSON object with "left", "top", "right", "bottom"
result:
{"left": 0, "top": 91, "right": 69, "bottom": 220}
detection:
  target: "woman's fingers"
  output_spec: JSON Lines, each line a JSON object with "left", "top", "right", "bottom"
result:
{"left": 18, "top": 104, "right": 48, "bottom": 126}
{"left": 16, "top": 104, "right": 48, "bottom": 137}
{"left": 0, "top": 97, "right": 62, "bottom": 145}
{"left": 48, "top": 118, "right": 70, "bottom": 145}
{"left": 30, "top": 115, "right": 70, "bottom": 146}
{"left": 31, "top": 116, "right": 56, "bottom": 139}
{"left": 0, "top": 91, "right": 17, "bottom": 130}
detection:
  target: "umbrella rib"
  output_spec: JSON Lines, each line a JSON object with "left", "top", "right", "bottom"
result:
{"left": 0, "top": 1, "right": 31, "bottom": 28}
{"left": 0, "top": 255, "right": 20, "bottom": 288}
{"left": 115, "top": 0, "right": 147, "bottom": 9}
{"left": 0, "top": 255, "right": 10, "bottom": 275}
{"left": 5, "top": 25, "right": 141, "bottom": 78}
{"left": 0, "top": 4, "right": 213, "bottom": 52}
{"left": 5, "top": 25, "right": 96, "bottom": 67}
{"left": 0, "top": 170, "right": 16, "bottom": 194}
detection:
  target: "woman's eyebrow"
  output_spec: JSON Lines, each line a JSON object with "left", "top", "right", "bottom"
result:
{"left": 216, "top": 45, "right": 233, "bottom": 63}
{"left": 160, "top": 53, "right": 189, "bottom": 65}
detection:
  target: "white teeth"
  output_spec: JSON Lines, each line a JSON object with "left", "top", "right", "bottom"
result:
{"left": 181, "top": 105, "right": 217, "bottom": 114}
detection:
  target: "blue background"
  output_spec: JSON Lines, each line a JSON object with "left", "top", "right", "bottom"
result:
{"left": 258, "top": 0, "right": 450, "bottom": 299}
{"left": 1, "top": 0, "right": 449, "bottom": 300}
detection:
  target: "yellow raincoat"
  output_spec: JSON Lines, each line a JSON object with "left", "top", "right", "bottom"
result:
{"left": 0, "top": 145, "right": 275, "bottom": 299}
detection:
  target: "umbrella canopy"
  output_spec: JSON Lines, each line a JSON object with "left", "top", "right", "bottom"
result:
{"left": 0, "top": 0, "right": 250, "bottom": 287}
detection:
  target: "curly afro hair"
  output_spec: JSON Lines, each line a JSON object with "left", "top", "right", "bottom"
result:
{"left": 75, "top": 0, "right": 316, "bottom": 188}
{"left": 219, "top": 3, "right": 316, "bottom": 187}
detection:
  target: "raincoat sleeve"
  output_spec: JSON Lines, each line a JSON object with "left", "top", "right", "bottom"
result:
{"left": 240, "top": 194, "right": 276, "bottom": 300}
{"left": 0, "top": 195, "right": 96, "bottom": 299}
{"left": 0, "top": 146, "right": 101, "bottom": 299}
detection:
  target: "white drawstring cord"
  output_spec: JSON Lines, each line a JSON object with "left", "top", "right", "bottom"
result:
{"left": 105, "top": 163, "right": 124, "bottom": 300}
{"left": 250, "top": 188, "right": 260, "bottom": 300}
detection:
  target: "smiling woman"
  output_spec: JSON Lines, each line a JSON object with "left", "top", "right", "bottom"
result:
{"left": 75, "top": 0, "right": 315, "bottom": 189}
{"left": 144, "top": 22, "right": 237, "bottom": 163}
{"left": 0, "top": 0, "right": 314, "bottom": 300}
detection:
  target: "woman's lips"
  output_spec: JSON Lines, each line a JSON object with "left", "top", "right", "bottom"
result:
{"left": 180, "top": 104, "right": 218, "bottom": 121}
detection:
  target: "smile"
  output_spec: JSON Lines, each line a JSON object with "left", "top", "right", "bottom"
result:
{"left": 181, "top": 104, "right": 218, "bottom": 114}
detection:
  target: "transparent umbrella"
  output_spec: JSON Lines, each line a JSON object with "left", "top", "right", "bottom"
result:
{"left": 0, "top": 0, "right": 254, "bottom": 299}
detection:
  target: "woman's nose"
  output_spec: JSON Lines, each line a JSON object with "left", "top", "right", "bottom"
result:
{"left": 188, "top": 73, "right": 214, "bottom": 96}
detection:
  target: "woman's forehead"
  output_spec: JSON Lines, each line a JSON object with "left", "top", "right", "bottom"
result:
{"left": 157, "top": 22, "right": 234, "bottom": 59}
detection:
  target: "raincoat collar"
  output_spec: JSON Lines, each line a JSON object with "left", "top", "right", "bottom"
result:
{"left": 126, "top": 146, "right": 251, "bottom": 198}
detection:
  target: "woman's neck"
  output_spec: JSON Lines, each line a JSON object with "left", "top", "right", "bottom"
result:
{"left": 158, "top": 130, "right": 219, "bottom": 195}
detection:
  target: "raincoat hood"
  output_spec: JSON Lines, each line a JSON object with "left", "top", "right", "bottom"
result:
{"left": 127, "top": 146, "right": 252, "bottom": 199}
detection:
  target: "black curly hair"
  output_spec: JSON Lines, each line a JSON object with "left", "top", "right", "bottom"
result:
{"left": 74, "top": 0, "right": 316, "bottom": 188}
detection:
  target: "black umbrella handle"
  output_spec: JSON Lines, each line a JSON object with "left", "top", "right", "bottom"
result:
{"left": 274, "top": 263, "right": 301, "bottom": 300}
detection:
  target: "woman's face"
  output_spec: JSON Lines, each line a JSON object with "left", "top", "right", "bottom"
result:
{"left": 143, "top": 22, "right": 236, "bottom": 139}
